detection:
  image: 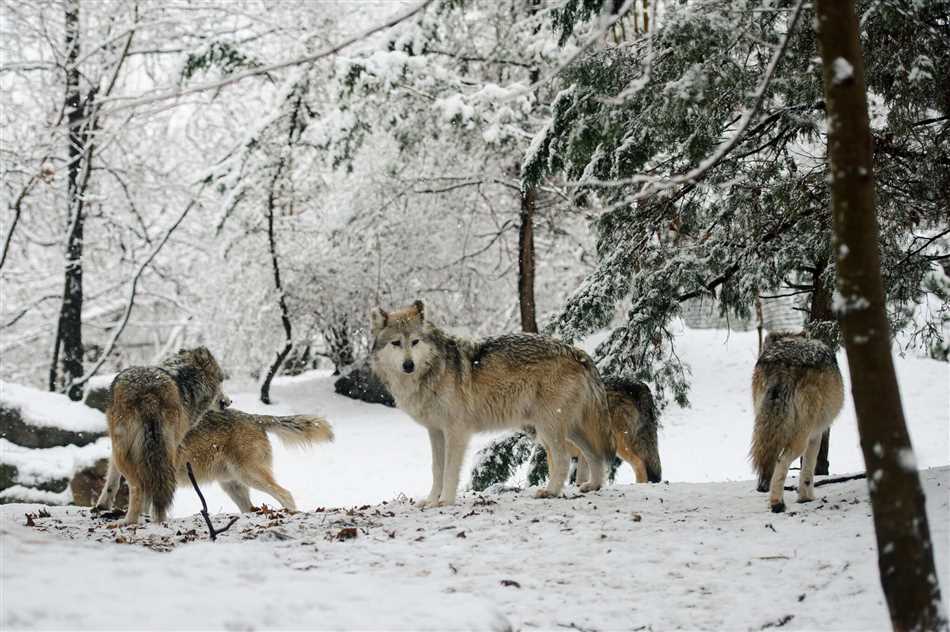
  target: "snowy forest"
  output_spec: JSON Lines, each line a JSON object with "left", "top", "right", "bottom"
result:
{"left": 1, "top": 1, "right": 948, "bottom": 630}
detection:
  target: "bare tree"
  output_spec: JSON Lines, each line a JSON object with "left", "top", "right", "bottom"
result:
{"left": 815, "top": 1, "right": 946, "bottom": 629}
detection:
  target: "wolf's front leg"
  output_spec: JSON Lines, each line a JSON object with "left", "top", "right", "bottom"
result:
{"left": 419, "top": 429, "right": 446, "bottom": 508}
{"left": 536, "top": 432, "right": 570, "bottom": 498}
{"left": 437, "top": 431, "right": 470, "bottom": 506}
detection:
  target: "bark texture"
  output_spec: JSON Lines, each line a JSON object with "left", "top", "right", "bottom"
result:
{"left": 816, "top": 2, "right": 946, "bottom": 629}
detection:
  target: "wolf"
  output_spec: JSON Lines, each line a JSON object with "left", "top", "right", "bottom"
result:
{"left": 571, "top": 377, "right": 662, "bottom": 484}
{"left": 370, "top": 300, "right": 614, "bottom": 506}
{"left": 94, "top": 408, "right": 334, "bottom": 514}
{"left": 176, "top": 408, "right": 333, "bottom": 512}
{"left": 94, "top": 347, "right": 230, "bottom": 525}
{"left": 750, "top": 332, "right": 844, "bottom": 512}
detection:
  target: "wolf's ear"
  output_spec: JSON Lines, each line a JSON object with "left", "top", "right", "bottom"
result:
{"left": 370, "top": 307, "right": 388, "bottom": 334}
{"left": 412, "top": 300, "right": 425, "bottom": 321}
{"left": 192, "top": 346, "right": 214, "bottom": 366}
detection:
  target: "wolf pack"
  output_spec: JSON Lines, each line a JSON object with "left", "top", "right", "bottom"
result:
{"left": 93, "top": 300, "right": 844, "bottom": 526}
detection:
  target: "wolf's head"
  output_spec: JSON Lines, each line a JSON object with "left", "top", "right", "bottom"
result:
{"left": 163, "top": 346, "right": 232, "bottom": 412}
{"left": 369, "top": 300, "right": 437, "bottom": 379}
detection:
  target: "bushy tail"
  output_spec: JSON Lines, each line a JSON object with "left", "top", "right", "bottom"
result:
{"left": 259, "top": 414, "right": 334, "bottom": 448}
{"left": 140, "top": 410, "right": 177, "bottom": 518}
{"left": 750, "top": 377, "right": 793, "bottom": 491}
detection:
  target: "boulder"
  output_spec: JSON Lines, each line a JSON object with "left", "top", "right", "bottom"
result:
{"left": 333, "top": 363, "right": 395, "bottom": 407}
{"left": 0, "top": 381, "right": 106, "bottom": 448}
{"left": 70, "top": 458, "right": 128, "bottom": 509}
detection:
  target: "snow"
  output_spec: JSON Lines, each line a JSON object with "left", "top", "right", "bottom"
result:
{"left": 3, "top": 470, "right": 947, "bottom": 630}
{"left": 0, "top": 437, "right": 110, "bottom": 486}
{"left": 0, "top": 380, "right": 106, "bottom": 433}
{"left": 832, "top": 57, "right": 854, "bottom": 85}
{"left": 1, "top": 326, "right": 948, "bottom": 629}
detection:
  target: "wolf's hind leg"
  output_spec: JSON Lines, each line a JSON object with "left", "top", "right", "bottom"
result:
{"left": 797, "top": 434, "right": 822, "bottom": 503}
{"left": 221, "top": 481, "right": 255, "bottom": 512}
{"left": 420, "top": 428, "right": 446, "bottom": 507}
{"left": 437, "top": 431, "right": 470, "bottom": 506}
{"left": 768, "top": 437, "right": 808, "bottom": 512}
{"left": 94, "top": 457, "right": 122, "bottom": 510}
{"left": 114, "top": 482, "right": 144, "bottom": 526}
{"left": 241, "top": 467, "right": 297, "bottom": 511}
{"left": 567, "top": 429, "right": 605, "bottom": 493}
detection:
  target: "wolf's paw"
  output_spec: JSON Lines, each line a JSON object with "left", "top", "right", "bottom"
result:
{"left": 534, "top": 489, "right": 562, "bottom": 499}
{"left": 578, "top": 482, "right": 602, "bottom": 493}
{"left": 796, "top": 493, "right": 815, "bottom": 504}
{"left": 770, "top": 500, "right": 786, "bottom": 513}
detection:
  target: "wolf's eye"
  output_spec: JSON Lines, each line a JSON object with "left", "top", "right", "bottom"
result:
{"left": 391, "top": 340, "right": 402, "bottom": 347}
{"left": 411, "top": 339, "right": 420, "bottom": 347}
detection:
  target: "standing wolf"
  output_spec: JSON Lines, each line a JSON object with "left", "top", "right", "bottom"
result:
{"left": 370, "top": 300, "right": 613, "bottom": 506}
{"left": 750, "top": 333, "right": 844, "bottom": 512}
{"left": 96, "top": 347, "right": 230, "bottom": 525}
{"left": 572, "top": 377, "right": 662, "bottom": 484}
{"left": 176, "top": 408, "right": 333, "bottom": 512}
{"left": 94, "top": 408, "right": 333, "bottom": 514}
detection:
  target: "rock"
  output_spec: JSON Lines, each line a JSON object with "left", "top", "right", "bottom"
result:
{"left": 83, "top": 383, "right": 112, "bottom": 413}
{"left": 333, "top": 363, "right": 395, "bottom": 407}
{"left": 0, "top": 402, "right": 104, "bottom": 448}
{"left": 0, "top": 463, "right": 17, "bottom": 490}
{"left": 70, "top": 458, "right": 128, "bottom": 509}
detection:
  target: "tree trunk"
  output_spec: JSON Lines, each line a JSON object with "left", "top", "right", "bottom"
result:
{"left": 259, "top": 88, "right": 306, "bottom": 404}
{"left": 51, "top": 0, "right": 86, "bottom": 401}
{"left": 259, "top": 180, "right": 293, "bottom": 405}
{"left": 518, "top": 184, "right": 538, "bottom": 333}
{"left": 815, "top": 2, "right": 946, "bottom": 630}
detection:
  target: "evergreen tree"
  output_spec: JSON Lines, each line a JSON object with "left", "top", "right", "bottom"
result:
{"left": 523, "top": 0, "right": 948, "bottom": 407}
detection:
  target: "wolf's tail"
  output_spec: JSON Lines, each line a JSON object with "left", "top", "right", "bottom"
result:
{"left": 258, "top": 414, "right": 334, "bottom": 448}
{"left": 138, "top": 396, "right": 178, "bottom": 519}
{"left": 750, "top": 372, "right": 794, "bottom": 491}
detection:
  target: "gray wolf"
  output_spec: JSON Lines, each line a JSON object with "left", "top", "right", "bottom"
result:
{"left": 750, "top": 332, "right": 844, "bottom": 512}
{"left": 94, "top": 347, "right": 230, "bottom": 525}
{"left": 571, "top": 377, "right": 662, "bottom": 484}
{"left": 370, "top": 300, "right": 613, "bottom": 506}
{"left": 93, "top": 408, "right": 333, "bottom": 514}
{"left": 175, "top": 408, "right": 333, "bottom": 512}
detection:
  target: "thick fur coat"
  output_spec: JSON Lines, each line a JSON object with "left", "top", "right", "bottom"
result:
{"left": 750, "top": 333, "right": 844, "bottom": 512}
{"left": 370, "top": 301, "right": 613, "bottom": 506}
{"left": 96, "top": 347, "right": 229, "bottom": 525}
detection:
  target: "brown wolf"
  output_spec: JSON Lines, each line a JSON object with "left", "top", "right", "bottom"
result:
{"left": 176, "top": 408, "right": 333, "bottom": 512}
{"left": 96, "top": 347, "right": 229, "bottom": 525}
{"left": 572, "top": 377, "right": 662, "bottom": 484}
{"left": 370, "top": 300, "right": 613, "bottom": 506}
{"left": 750, "top": 332, "right": 844, "bottom": 512}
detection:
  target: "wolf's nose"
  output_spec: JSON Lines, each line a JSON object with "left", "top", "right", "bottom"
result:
{"left": 402, "top": 360, "right": 415, "bottom": 374}
{"left": 219, "top": 396, "right": 232, "bottom": 410}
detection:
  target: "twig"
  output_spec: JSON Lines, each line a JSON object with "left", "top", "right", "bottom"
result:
{"left": 66, "top": 190, "right": 204, "bottom": 391}
{"left": 784, "top": 472, "right": 867, "bottom": 492}
{"left": 186, "top": 462, "right": 238, "bottom": 541}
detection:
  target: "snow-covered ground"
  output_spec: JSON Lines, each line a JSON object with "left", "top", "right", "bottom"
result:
{"left": 1, "top": 327, "right": 948, "bottom": 630}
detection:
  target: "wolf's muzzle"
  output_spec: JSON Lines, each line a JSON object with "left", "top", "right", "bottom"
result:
{"left": 219, "top": 396, "right": 232, "bottom": 410}
{"left": 402, "top": 360, "right": 415, "bottom": 374}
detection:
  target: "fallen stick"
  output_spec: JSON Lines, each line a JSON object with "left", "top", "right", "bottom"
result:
{"left": 783, "top": 472, "right": 867, "bottom": 492}
{"left": 186, "top": 462, "right": 239, "bottom": 541}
